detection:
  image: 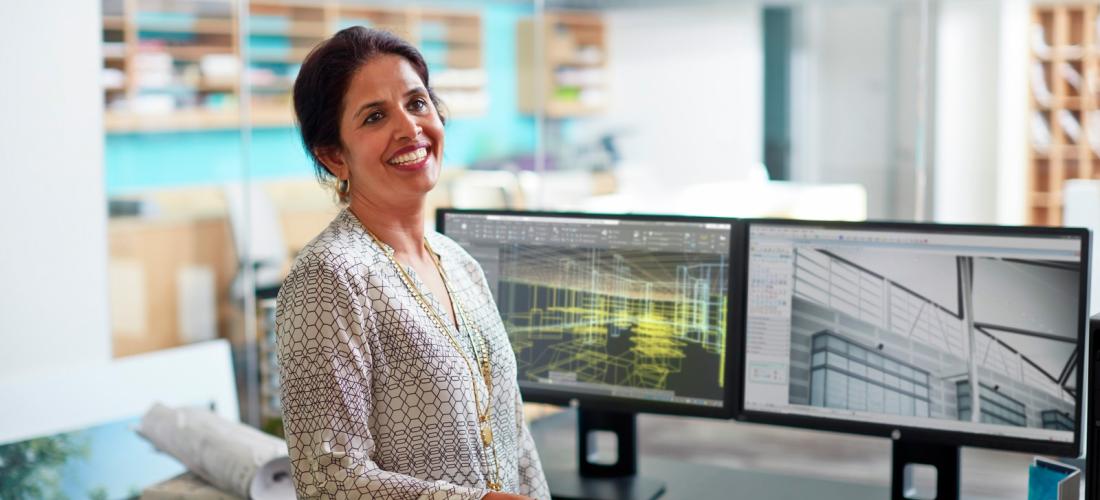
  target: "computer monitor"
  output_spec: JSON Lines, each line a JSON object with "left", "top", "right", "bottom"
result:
{"left": 738, "top": 219, "right": 1089, "bottom": 499}
{"left": 438, "top": 209, "right": 740, "bottom": 500}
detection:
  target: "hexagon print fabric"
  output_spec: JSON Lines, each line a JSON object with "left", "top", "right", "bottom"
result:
{"left": 275, "top": 209, "right": 549, "bottom": 500}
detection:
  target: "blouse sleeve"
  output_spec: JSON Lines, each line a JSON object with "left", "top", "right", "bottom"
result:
{"left": 514, "top": 387, "right": 551, "bottom": 500}
{"left": 276, "top": 257, "right": 489, "bottom": 500}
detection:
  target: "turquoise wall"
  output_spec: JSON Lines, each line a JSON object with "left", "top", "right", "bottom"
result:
{"left": 105, "top": 3, "right": 537, "bottom": 195}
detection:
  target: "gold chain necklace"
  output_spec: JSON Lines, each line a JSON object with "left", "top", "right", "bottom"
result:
{"left": 362, "top": 227, "right": 502, "bottom": 491}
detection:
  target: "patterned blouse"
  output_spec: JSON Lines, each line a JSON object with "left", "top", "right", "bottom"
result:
{"left": 276, "top": 209, "right": 550, "bottom": 500}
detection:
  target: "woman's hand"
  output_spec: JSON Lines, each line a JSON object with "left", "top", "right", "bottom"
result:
{"left": 482, "top": 492, "right": 533, "bottom": 500}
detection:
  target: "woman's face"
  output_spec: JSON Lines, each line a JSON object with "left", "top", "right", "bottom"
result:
{"left": 322, "top": 54, "right": 445, "bottom": 207}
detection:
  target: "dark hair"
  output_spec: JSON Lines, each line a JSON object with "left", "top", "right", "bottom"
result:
{"left": 293, "top": 26, "right": 444, "bottom": 183}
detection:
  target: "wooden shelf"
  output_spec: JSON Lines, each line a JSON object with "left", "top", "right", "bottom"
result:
{"left": 545, "top": 100, "right": 605, "bottom": 118}
{"left": 1027, "top": 3, "right": 1100, "bottom": 225}
{"left": 137, "top": 18, "right": 234, "bottom": 35}
{"left": 248, "top": 47, "right": 313, "bottom": 63}
{"left": 249, "top": 81, "right": 294, "bottom": 92}
{"left": 149, "top": 45, "right": 235, "bottom": 61}
{"left": 339, "top": 7, "right": 412, "bottom": 39}
{"left": 105, "top": 105, "right": 295, "bottom": 132}
{"left": 134, "top": 82, "right": 236, "bottom": 93}
{"left": 517, "top": 12, "right": 608, "bottom": 117}
{"left": 103, "top": 15, "right": 126, "bottom": 30}
{"left": 103, "top": 1, "right": 489, "bottom": 131}
{"left": 1030, "top": 191, "right": 1064, "bottom": 207}
{"left": 105, "top": 109, "right": 241, "bottom": 132}
{"left": 1057, "top": 97, "right": 1084, "bottom": 110}
{"left": 421, "top": 31, "right": 480, "bottom": 45}
{"left": 249, "top": 22, "right": 328, "bottom": 38}
{"left": 412, "top": 9, "right": 485, "bottom": 116}
{"left": 252, "top": 104, "right": 295, "bottom": 127}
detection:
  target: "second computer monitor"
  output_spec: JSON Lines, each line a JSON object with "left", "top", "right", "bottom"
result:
{"left": 439, "top": 210, "right": 738, "bottom": 418}
{"left": 739, "top": 220, "right": 1089, "bottom": 455}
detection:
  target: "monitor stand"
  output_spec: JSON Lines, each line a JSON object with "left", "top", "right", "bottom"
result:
{"left": 891, "top": 439, "right": 959, "bottom": 500}
{"left": 544, "top": 409, "right": 666, "bottom": 500}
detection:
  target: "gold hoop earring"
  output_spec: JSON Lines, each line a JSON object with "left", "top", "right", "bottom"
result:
{"left": 338, "top": 178, "right": 350, "bottom": 195}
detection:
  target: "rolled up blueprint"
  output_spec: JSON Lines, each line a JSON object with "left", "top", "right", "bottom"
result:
{"left": 138, "top": 403, "right": 294, "bottom": 500}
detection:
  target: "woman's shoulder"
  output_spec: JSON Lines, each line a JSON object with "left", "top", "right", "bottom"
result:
{"left": 286, "top": 209, "right": 384, "bottom": 284}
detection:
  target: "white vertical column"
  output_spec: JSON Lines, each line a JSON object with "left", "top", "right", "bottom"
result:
{"left": 996, "top": 0, "right": 1030, "bottom": 225}
{"left": 0, "top": 1, "right": 111, "bottom": 379}
{"left": 933, "top": 0, "right": 1001, "bottom": 223}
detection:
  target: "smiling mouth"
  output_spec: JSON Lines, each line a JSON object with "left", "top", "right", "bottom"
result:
{"left": 388, "top": 147, "right": 428, "bottom": 166}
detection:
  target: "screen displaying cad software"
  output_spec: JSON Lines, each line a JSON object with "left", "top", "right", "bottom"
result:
{"left": 443, "top": 213, "right": 732, "bottom": 409}
{"left": 743, "top": 223, "right": 1085, "bottom": 443}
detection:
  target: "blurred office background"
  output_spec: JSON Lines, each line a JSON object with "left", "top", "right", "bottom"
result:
{"left": 0, "top": 0, "right": 1092, "bottom": 497}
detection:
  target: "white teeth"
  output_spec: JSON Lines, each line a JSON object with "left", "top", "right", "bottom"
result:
{"left": 389, "top": 147, "right": 427, "bottom": 165}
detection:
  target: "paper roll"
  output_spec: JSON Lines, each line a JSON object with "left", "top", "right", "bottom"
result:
{"left": 138, "top": 403, "right": 295, "bottom": 500}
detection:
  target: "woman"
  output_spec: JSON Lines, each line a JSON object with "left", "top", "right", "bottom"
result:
{"left": 276, "top": 27, "right": 549, "bottom": 500}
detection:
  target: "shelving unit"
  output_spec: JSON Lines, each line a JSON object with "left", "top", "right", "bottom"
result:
{"left": 246, "top": 1, "right": 330, "bottom": 122}
{"left": 517, "top": 12, "right": 607, "bottom": 117}
{"left": 101, "top": 1, "right": 130, "bottom": 105}
{"left": 1028, "top": 3, "right": 1100, "bottom": 225}
{"left": 336, "top": 4, "right": 411, "bottom": 38}
{"left": 100, "top": 0, "right": 239, "bottom": 132}
{"left": 101, "top": 0, "right": 488, "bottom": 133}
{"left": 416, "top": 9, "right": 487, "bottom": 117}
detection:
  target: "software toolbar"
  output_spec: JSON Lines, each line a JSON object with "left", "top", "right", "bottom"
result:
{"left": 445, "top": 213, "right": 731, "bottom": 255}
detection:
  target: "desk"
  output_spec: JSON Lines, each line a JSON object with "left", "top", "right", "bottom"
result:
{"left": 529, "top": 411, "right": 885, "bottom": 499}
{"left": 537, "top": 458, "right": 886, "bottom": 500}
{"left": 528, "top": 410, "right": 1020, "bottom": 500}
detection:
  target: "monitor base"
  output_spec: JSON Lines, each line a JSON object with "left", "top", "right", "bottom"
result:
{"left": 545, "top": 467, "right": 666, "bottom": 500}
{"left": 891, "top": 439, "right": 959, "bottom": 500}
{"left": 545, "top": 409, "right": 666, "bottom": 499}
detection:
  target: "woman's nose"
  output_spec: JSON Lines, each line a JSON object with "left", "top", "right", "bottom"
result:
{"left": 393, "top": 110, "right": 421, "bottom": 139}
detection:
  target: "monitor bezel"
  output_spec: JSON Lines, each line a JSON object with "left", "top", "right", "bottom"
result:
{"left": 437, "top": 208, "right": 744, "bottom": 420}
{"left": 734, "top": 218, "right": 1090, "bottom": 457}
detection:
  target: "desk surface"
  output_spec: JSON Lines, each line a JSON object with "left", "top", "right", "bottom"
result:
{"left": 528, "top": 410, "right": 1019, "bottom": 500}
{"left": 538, "top": 457, "right": 887, "bottom": 500}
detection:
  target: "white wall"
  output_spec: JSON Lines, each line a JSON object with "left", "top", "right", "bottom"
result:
{"left": 996, "top": 0, "right": 1031, "bottom": 226}
{"left": 790, "top": 2, "right": 922, "bottom": 220}
{"left": 597, "top": 3, "right": 762, "bottom": 190}
{"left": 0, "top": 1, "right": 111, "bottom": 378}
{"left": 812, "top": 4, "right": 894, "bottom": 218}
{"left": 933, "top": 0, "right": 1001, "bottom": 224}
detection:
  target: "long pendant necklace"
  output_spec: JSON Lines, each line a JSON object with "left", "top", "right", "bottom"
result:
{"left": 363, "top": 227, "right": 503, "bottom": 491}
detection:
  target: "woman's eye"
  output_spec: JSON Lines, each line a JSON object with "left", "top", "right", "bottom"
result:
{"left": 409, "top": 98, "right": 428, "bottom": 112}
{"left": 364, "top": 112, "right": 383, "bottom": 124}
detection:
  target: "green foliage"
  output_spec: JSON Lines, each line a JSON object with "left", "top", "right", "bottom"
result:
{"left": 0, "top": 433, "right": 89, "bottom": 500}
{"left": 87, "top": 486, "right": 110, "bottom": 500}
{"left": 260, "top": 416, "right": 285, "bottom": 439}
